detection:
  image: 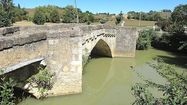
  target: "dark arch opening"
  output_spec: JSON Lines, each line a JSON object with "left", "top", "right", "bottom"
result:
{"left": 90, "top": 39, "right": 112, "bottom": 58}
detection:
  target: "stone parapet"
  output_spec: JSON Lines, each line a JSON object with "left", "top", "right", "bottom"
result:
{"left": 0, "top": 32, "right": 47, "bottom": 51}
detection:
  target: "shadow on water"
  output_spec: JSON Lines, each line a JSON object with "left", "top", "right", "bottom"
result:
{"left": 156, "top": 55, "right": 187, "bottom": 69}
{"left": 155, "top": 50, "right": 187, "bottom": 69}
{"left": 14, "top": 87, "right": 36, "bottom": 104}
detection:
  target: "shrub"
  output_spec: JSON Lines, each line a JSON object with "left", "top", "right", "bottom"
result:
{"left": 49, "top": 9, "right": 60, "bottom": 23}
{"left": 0, "top": 11, "right": 12, "bottom": 27}
{"left": 132, "top": 59, "right": 187, "bottom": 105}
{"left": 62, "top": 5, "right": 78, "bottom": 23}
{"left": 28, "top": 67, "right": 54, "bottom": 98}
{"left": 156, "top": 19, "right": 171, "bottom": 31}
{"left": 0, "top": 78, "right": 16, "bottom": 105}
{"left": 115, "top": 11, "right": 123, "bottom": 25}
{"left": 33, "top": 11, "right": 46, "bottom": 25}
{"left": 136, "top": 30, "right": 155, "bottom": 50}
{"left": 100, "top": 18, "right": 108, "bottom": 24}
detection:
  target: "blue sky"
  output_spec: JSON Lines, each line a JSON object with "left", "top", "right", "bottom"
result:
{"left": 14, "top": 0, "right": 187, "bottom": 13}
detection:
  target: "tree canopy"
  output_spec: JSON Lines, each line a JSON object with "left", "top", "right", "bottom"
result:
{"left": 0, "top": 0, "right": 28, "bottom": 27}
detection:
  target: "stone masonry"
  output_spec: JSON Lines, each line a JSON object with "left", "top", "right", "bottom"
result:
{"left": 0, "top": 24, "right": 138, "bottom": 97}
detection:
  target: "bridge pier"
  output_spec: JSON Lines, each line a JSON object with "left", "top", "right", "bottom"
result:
{"left": 47, "top": 36, "right": 82, "bottom": 96}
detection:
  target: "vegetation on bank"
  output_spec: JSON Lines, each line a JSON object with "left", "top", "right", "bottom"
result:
{"left": 132, "top": 59, "right": 187, "bottom": 105}
{"left": 127, "top": 10, "right": 171, "bottom": 21}
{"left": 0, "top": 66, "right": 54, "bottom": 105}
{"left": 136, "top": 4, "right": 187, "bottom": 53}
{"left": 0, "top": 0, "right": 28, "bottom": 27}
{"left": 0, "top": 69, "right": 16, "bottom": 105}
{"left": 136, "top": 29, "right": 156, "bottom": 50}
{"left": 27, "top": 67, "right": 54, "bottom": 99}
{"left": 0, "top": 77, "right": 16, "bottom": 105}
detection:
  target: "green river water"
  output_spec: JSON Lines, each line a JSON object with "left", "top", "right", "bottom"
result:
{"left": 19, "top": 49, "right": 187, "bottom": 105}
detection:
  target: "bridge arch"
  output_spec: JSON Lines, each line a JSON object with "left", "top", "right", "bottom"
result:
{"left": 90, "top": 39, "right": 112, "bottom": 58}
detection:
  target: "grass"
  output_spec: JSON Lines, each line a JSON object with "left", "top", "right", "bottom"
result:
{"left": 13, "top": 20, "right": 35, "bottom": 26}
{"left": 124, "top": 19, "right": 156, "bottom": 27}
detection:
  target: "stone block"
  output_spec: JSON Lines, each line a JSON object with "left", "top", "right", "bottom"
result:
{"left": 0, "top": 38, "right": 13, "bottom": 50}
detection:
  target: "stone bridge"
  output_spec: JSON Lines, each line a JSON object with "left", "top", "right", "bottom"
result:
{"left": 0, "top": 24, "right": 138, "bottom": 96}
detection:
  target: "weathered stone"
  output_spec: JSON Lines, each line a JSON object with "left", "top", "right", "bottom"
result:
{"left": 0, "top": 24, "right": 138, "bottom": 98}
{"left": 0, "top": 27, "right": 20, "bottom": 36}
{"left": 0, "top": 38, "right": 13, "bottom": 50}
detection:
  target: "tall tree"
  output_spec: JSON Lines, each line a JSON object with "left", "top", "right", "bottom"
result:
{"left": 169, "top": 4, "right": 187, "bottom": 34}
{"left": 0, "top": 0, "right": 14, "bottom": 27}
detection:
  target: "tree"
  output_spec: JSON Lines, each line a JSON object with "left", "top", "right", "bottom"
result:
{"left": 156, "top": 19, "right": 172, "bottom": 31}
{"left": 79, "top": 11, "right": 94, "bottom": 24}
{"left": 162, "top": 9, "right": 172, "bottom": 13}
{"left": 0, "top": 10, "right": 12, "bottom": 27}
{"left": 12, "top": 7, "right": 28, "bottom": 22}
{"left": 136, "top": 30, "right": 155, "bottom": 50}
{"left": 115, "top": 11, "right": 123, "bottom": 25}
{"left": 0, "top": 0, "right": 13, "bottom": 12}
{"left": 169, "top": 4, "right": 187, "bottom": 34}
{"left": 33, "top": 10, "right": 46, "bottom": 25}
{"left": 0, "top": 0, "right": 14, "bottom": 27}
{"left": 62, "top": 5, "right": 80, "bottom": 23}
{"left": 50, "top": 9, "right": 60, "bottom": 23}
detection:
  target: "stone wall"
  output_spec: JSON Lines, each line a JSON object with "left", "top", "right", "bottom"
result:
{"left": 114, "top": 27, "right": 138, "bottom": 57}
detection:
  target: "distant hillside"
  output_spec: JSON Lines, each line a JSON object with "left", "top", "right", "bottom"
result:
{"left": 25, "top": 8, "right": 35, "bottom": 16}
{"left": 25, "top": 8, "right": 65, "bottom": 16}
{"left": 159, "top": 12, "right": 171, "bottom": 19}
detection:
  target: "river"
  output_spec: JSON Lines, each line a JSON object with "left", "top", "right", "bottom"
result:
{"left": 19, "top": 49, "right": 187, "bottom": 105}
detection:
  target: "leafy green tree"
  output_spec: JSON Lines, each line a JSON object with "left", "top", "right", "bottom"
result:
{"left": 12, "top": 7, "right": 28, "bottom": 22}
{"left": 0, "top": 0, "right": 13, "bottom": 12}
{"left": 62, "top": 5, "right": 81, "bottom": 23}
{"left": 0, "top": 10, "right": 12, "bottom": 27}
{"left": 156, "top": 19, "right": 172, "bottom": 31}
{"left": 0, "top": 0, "right": 14, "bottom": 27}
{"left": 115, "top": 11, "right": 123, "bottom": 25}
{"left": 50, "top": 9, "right": 60, "bottom": 23}
{"left": 127, "top": 10, "right": 163, "bottom": 21}
{"left": 33, "top": 10, "right": 46, "bottom": 25}
{"left": 35, "top": 5, "right": 60, "bottom": 22}
{"left": 136, "top": 30, "right": 155, "bottom": 50}
{"left": 79, "top": 11, "right": 94, "bottom": 24}
{"left": 169, "top": 4, "right": 187, "bottom": 34}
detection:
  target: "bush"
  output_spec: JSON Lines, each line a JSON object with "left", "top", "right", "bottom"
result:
{"left": 156, "top": 19, "right": 171, "bottom": 31}
{"left": 0, "top": 11, "right": 12, "bottom": 27}
{"left": 0, "top": 78, "right": 16, "bottom": 105}
{"left": 132, "top": 59, "right": 187, "bottom": 105}
{"left": 79, "top": 11, "right": 94, "bottom": 24}
{"left": 33, "top": 11, "right": 46, "bottom": 25}
{"left": 62, "top": 5, "right": 78, "bottom": 23}
{"left": 49, "top": 9, "right": 60, "bottom": 23}
{"left": 100, "top": 18, "right": 108, "bottom": 24}
{"left": 28, "top": 67, "right": 54, "bottom": 98}
{"left": 136, "top": 30, "right": 155, "bottom": 50}
{"left": 115, "top": 11, "right": 123, "bottom": 25}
